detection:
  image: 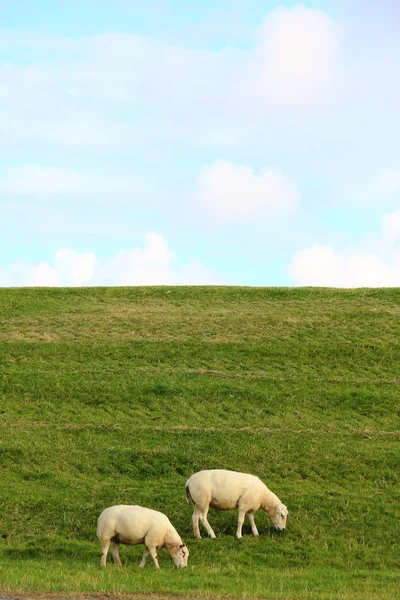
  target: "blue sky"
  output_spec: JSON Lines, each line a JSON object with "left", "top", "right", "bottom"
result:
{"left": 0, "top": 0, "right": 399, "bottom": 286}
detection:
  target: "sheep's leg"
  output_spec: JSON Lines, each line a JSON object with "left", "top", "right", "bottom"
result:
{"left": 200, "top": 507, "right": 216, "bottom": 539}
{"left": 148, "top": 546, "right": 160, "bottom": 568}
{"left": 111, "top": 541, "right": 122, "bottom": 566}
{"left": 236, "top": 509, "right": 247, "bottom": 539}
{"left": 247, "top": 512, "right": 259, "bottom": 536}
{"left": 139, "top": 547, "right": 150, "bottom": 568}
{"left": 100, "top": 538, "right": 110, "bottom": 567}
{"left": 192, "top": 506, "right": 202, "bottom": 538}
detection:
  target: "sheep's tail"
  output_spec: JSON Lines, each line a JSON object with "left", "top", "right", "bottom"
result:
{"left": 185, "top": 484, "right": 194, "bottom": 505}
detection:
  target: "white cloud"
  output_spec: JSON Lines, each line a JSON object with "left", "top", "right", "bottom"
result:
{"left": 0, "top": 164, "right": 84, "bottom": 197}
{"left": 53, "top": 249, "right": 97, "bottom": 285}
{"left": 92, "top": 233, "right": 176, "bottom": 286}
{"left": 288, "top": 245, "right": 343, "bottom": 287}
{"left": 0, "top": 164, "right": 153, "bottom": 200}
{"left": 0, "top": 259, "right": 60, "bottom": 287}
{"left": 371, "top": 168, "right": 400, "bottom": 198}
{"left": 251, "top": 5, "right": 340, "bottom": 107}
{"left": 0, "top": 233, "right": 228, "bottom": 287}
{"left": 26, "top": 262, "right": 61, "bottom": 287}
{"left": 194, "top": 160, "right": 300, "bottom": 219}
{"left": 288, "top": 209, "right": 400, "bottom": 287}
{"left": 381, "top": 208, "right": 400, "bottom": 250}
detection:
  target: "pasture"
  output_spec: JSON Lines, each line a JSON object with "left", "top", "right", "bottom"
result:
{"left": 0, "top": 286, "right": 399, "bottom": 599}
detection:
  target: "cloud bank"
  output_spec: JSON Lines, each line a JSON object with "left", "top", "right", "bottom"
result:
{"left": 288, "top": 209, "right": 400, "bottom": 287}
{"left": 0, "top": 233, "right": 227, "bottom": 287}
{"left": 0, "top": 5, "right": 342, "bottom": 152}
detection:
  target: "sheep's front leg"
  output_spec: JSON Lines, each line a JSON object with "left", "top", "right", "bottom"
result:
{"left": 139, "top": 547, "right": 149, "bottom": 568}
{"left": 236, "top": 509, "right": 246, "bottom": 539}
{"left": 112, "top": 541, "right": 122, "bottom": 566}
{"left": 148, "top": 546, "right": 160, "bottom": 568}
{"left": 247, "top": 512, "right": 259, "bottom": 536}
{"left": 100, "top": 538, "right": 110, "bottom": 567}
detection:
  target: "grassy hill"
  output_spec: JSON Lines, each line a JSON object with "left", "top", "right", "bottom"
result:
{"left": 0, "top": 286, "right": 399, "bottom": 599}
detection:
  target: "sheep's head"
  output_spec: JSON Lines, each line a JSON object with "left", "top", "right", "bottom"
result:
{"left": 270, "top": 503, "right": 288, "bottom": 531}
{"left": 171, "top": 543, "right": 189, "bottom": 568}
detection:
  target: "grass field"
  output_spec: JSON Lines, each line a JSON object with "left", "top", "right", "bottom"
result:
{"left": 0, "top": 286, "right": 399, "bottom": 599}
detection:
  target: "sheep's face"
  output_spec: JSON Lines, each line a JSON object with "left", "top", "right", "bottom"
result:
{"left": 171, "top": 543, "right": 189, "bottom": 568}
{"left": 271, "top": 503, "right": 288, "bottom": 531}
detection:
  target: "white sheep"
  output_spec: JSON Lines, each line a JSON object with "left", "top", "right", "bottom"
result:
{"left": 185, "top": 469, "right": 288, "bottom": 539}
{"left": 97, "top": 505, "right": 189, "bottom": 568}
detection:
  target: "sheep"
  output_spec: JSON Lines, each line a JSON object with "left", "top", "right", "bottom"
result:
{"left": 185, "top": 469, "right": 288, "bottom": 539}
{"left": 97, "top": 505, "right": 189, "bottom": 568}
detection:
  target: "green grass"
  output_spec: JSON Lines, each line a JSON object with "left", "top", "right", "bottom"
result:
{"left": 0, "top": 286, "right": 399, "bottom": 599}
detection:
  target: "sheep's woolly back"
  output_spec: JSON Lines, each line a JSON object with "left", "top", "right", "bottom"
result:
{"left": 97, "top": 505, "right": 180, "bottom": 543}
{"left": 186, "top": 469, "right": 282, "bottom": 512}
{"left": 97, "top": 504, "right": 189, "bottom": 569}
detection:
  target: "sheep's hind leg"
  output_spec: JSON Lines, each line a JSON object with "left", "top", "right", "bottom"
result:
{"left": 111, "top": 541, "right": 122, "bottom": 566}
{"left": 100, "top": 538, "right": 110, "bottom": 567}
{"left": 139, "top": 547, "right": 149, "bottom": 568}
{"left": 192, "top": 506, "right": 202, "bottom": 538}
{"left": 200, "top": 507, "right": 216, "bottom": 539}
{"left": 247, "top": 512, "right": 259, "bottom": 536}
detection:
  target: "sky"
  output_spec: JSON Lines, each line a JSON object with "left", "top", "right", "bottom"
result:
{"left": 0, "top": 0, "right": 399, "bottom": 287}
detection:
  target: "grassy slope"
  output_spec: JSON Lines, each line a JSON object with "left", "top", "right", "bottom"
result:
{"left": 0, "top": 286, "right": 399, "bottom": 599}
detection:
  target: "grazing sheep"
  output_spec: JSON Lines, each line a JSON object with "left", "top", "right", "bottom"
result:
{"left": 185, "top": 469, "right": 288, "bottom": 539}
{"left": 97, "top": 505, "right": 189, "bottom": 568}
